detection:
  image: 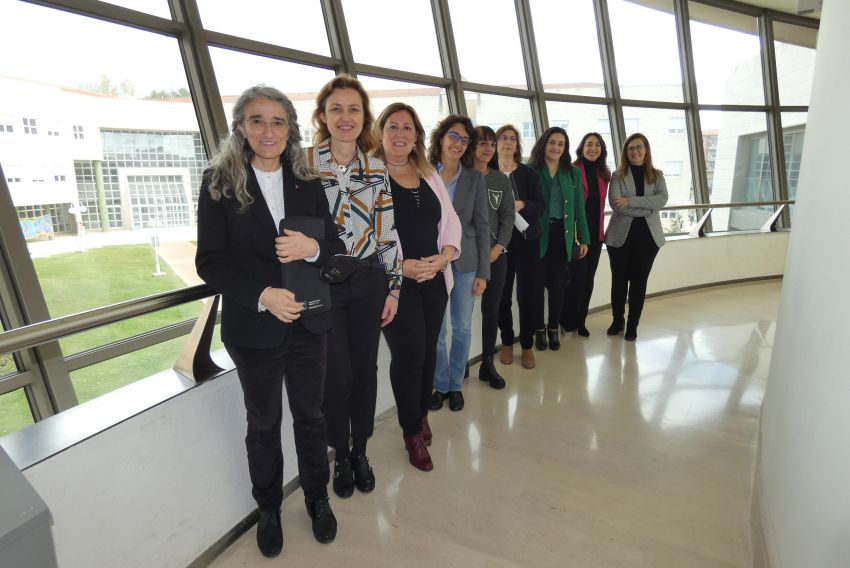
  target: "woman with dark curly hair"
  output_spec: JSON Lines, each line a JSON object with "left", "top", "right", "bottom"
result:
{"left": 427, "top": 115, "right": 490, "bottom": 413}
{"left": 561, "top": 132, "right": 611, "bottom": 337}
{"left": 492, "top": 125, "right": 544, "bottom": 369}
{"left": 527, "top": 127, "right": 589, "bottom": 352}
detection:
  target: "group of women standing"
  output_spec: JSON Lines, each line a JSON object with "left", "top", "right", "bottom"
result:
{"left": 195, "top": 74, "right": 668, "bottom": 558}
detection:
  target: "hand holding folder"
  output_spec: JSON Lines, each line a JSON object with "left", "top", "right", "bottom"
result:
{"left": 278, "top": 217, "right": 331, "bottom": 317}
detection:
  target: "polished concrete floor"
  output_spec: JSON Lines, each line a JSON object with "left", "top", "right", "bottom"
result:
{"left": 209, "top": 280, "right": 778, "bottom": 568}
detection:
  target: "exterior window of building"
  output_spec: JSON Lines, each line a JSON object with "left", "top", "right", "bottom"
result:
{"left": 463, "top": 93, "right": 534, "bottom": 157}
{"left": 7, "top": 177, "right": 22, "bottom": 183}
{"left": 450, "top": 0, "right": 527, "bottom": 88}
{"left": 1, "top": 122, "right": 13, "bottom": 133}
{"left": 15, "top": 204, "right": 73, "bottom": 233}
{"left": 23, "top": 117, "right": 37, "bottom": 134}
{"left": 359, "top": 76, "right": 449, "bottom": 131}
{"left": 546, "top": 101, "right": 613, "bottom": 169}
{"left": 596, "top": 119, "right": 611, "bottom": 136}
{"left": 774, "top": 22, "right": 817, "bottom": 107}
{"left": 608, "top": 0, "right": 683, "bottom": 102}
{"left": 343, "top": 0, "right": 442, "bottom": 76}
{"left": 781, "top": 113, "right": 806, "bottom": 202}
{"left": 530, "top": 0, "right": 605, "bottom": 97}
{"left": 664, "top": 161, "right": 683, "bottom": 176}
{"left": 552, "top": 120, "right": 569, "bottom": 131}
{"left": 54, "top": 175, "right": 67, "bottom": 182}
{"left": 522, "top": 122, "right": 535, "bottom": 139}
{"left": 73, "top": 125, "right": 85, "bottom": 139}
{"left": 624, "top": 118, "right": 640, "bottom": 134}
{"left": 668, "top": 116, "right": 686, "bottom": 134}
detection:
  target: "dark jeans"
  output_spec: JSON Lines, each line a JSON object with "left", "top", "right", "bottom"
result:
{"left": 324, "top": 265, "right": 387, "bottom": 459}
{"left": 537, "top": 219, "right": 569, "bottom": 330}
{"left": 499, "top": 230, "right": 540, "bottom": 350}
{"left": 561, "top": 241, "right": 603, "bottom": 329}
{"left": 608, "top": 220, "right": 659, "bottom": 322}
{"left": 226, "top": 324, "right": 329, "bottom": 510}
{"left": 481, "top": 253, "right": 507, "bottom": 356}
{"left": 382, "top": 277, "right": 448, "bottom": 437}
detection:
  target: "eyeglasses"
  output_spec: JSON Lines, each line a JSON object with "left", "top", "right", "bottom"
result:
{"left": 627, "top": 144, "right": 646, "bottom": 153}
{"left": 498, "top": 135, "right": 518, "bottom": 143}
{"left": 446, "top": 131, "right": 471, "bottom": 147}
{"left": 246, "top": 117, "right": 287, "bottom": 132}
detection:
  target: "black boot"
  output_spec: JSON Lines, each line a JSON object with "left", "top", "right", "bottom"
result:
{"left": 547, "top": 328, "right": 560, "bottom": 351}
{"left": 534, "top": 329, "right": 548, "bottom": 351}
{"left": 479, "top": 355, "right": 506, "bottom": 389}
{"left": 606, "top": 317, "right": 625, "bottom": 336}
{"left": 624, "top": 316, "right": 639, "bottom": 341}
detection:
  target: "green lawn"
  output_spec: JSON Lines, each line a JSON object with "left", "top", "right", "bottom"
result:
{"left": 1, "top": 244, "right": 221, "bottom": 437}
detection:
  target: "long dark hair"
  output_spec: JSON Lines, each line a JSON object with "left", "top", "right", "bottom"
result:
{"left": 428, "top": 114, "right": 477, "bottom": 168}
{"left": 574, "top": 132, "right": 612, "bottom": 181}
{"left": 617, "top": 132, "right": 659, "bottom": 184}
{"left": 528, "top": 127, "right": 571, "bottom": 172}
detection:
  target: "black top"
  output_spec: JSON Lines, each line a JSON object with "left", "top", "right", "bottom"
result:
{"left": 390, "top": 176, "right": 440, "bottom": 262}
{"left": 582, "top": 158, "right": 601, "bottom": 244}
{"left": 630, "top": 164, "right": 646, "bottom": 197}
{"left": 508, "top": 162, "right": 544, "bottom": 240}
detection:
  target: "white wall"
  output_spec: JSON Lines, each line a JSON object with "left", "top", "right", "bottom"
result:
{"left": 756, "top": 1, "right": 850, "bottom": 567}
{"left": 18, "top": 230, "right": 787, "bottom": 568}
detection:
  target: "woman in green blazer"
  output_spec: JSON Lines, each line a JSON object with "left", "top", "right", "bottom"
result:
{"left": 528, "top": 127, "right": 589, "bottom": 351}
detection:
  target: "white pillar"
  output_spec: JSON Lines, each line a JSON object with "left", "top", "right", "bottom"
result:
{"left": 758, "top": 1, "right": 850, "bottom": 566}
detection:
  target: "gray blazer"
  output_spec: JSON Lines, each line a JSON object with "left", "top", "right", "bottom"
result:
{"left": 451, "top": 166, "right": 491, "bottom": 279}
{"left": 604, "top": 168, "right": 668, "bottom": 249}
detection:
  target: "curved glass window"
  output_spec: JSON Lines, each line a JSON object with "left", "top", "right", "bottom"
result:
{"left": 774, "top": 22, "right": 817, "bottom": 106}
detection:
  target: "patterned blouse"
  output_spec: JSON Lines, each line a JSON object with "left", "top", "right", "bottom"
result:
{"left": 311, "top": 138, "right": 402, "bottom": 291}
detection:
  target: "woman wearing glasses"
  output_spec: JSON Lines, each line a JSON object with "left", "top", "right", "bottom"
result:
{"left": 561, "top": 132, "right": 611, "bottom": 337}
{"left": 473, "top": 126, "right": 515, "bottom": 389}
{"left": 300, "top": 74, "right": 402, "bottom": 499}
{"left": 197, "top": 85, "right": 345, "bottom": 556}
{"left": 605, "top": 133, "right": 668, "bottom": 341}
{"left": 428, "top": 115, "right": 490, "bottom": 412}
{"left": 375, "top": 102, "right": 461, "bottom": 471}
{"left": 493, "top": 125, "right": 544, "bottom": 369}
{"left": 528, "top": 127, "right": 589, "bottom": 352}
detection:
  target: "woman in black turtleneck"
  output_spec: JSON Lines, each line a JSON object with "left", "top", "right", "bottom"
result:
{"left": 604, "top": 133, "right": 668, "bottom": 341}
{"left": 561, "top": 133, "right": 611, "bottom": 337}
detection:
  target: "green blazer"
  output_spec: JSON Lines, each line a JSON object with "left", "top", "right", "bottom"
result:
{"left": 536, "top": 164, "right": 590, "bottom": 261}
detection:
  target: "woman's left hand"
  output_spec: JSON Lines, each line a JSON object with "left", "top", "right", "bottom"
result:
{"left": 472, "top": 277, "right": 487, "bottom": 297}
{"left": 275, "top": 229, "right": 319, "bottom": 263}
{"left": 612, "top": 197, "right": 630, "bottom": 209}
{"left": 381, "top": 293, "right": 398, "bottom": 327}
{"left": 578, "top": 244, "right": 589, "bottom": 259}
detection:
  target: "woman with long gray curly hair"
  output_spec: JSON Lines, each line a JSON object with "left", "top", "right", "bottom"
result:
{"left": 196, "top": 84, "right": 345, "bottom": 558}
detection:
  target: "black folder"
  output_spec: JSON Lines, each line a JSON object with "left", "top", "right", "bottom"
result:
{"left": 279, "top": 217, "right": 331, "bottom": 318}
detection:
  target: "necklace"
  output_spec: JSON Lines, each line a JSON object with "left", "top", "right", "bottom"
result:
{"left": 409, "top": 185, "right": 421, "bottom": 208}
{"left": 330, "top": 148, "right": 356, "bottom": 173}
{"left": 387, "top": 159, "right": 410, "bottom": 167}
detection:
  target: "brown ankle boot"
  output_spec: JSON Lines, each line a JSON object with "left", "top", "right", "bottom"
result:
{"left": 403, "top": 432, "right": 433, "bottom": 471}
{"left": 521, "top": 348, "right": 536, "bottom": 369}
{"left": 499, "top": 344, "right": 513, "bottom": 365}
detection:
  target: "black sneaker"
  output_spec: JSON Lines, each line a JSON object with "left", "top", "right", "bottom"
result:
{"left": 448, "top": 391, "right": 464, "bottom": 411}
{"left": 305, "top": 497, "right": 337, "bottom": 544}
{"left": 256, "top": 509, "right": 283, "bottom": 558}
{"left": 430, "top": 390, "right": 447, "bottom": 411}
{"left": 332, "top": 458, "right": 354, "bottom": 498}
{"left": 351, "top": 455, "right": 375, "bottom": 493}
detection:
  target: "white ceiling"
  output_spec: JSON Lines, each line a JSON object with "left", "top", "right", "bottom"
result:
{"left": 741, "top": 0, "right": 820, "bottom": 19}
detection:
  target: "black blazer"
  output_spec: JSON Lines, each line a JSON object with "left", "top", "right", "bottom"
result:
{"left": 196, "top": 159, "right": 345, "bottom": 349}
{"left": 510, "top": 163, "right": 544, "bottom": 240}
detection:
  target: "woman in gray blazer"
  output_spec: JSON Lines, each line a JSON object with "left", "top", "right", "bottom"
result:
{"left": 428, "top": 115, "right": 490, "bottom": 412}
{"left": 604, "top": 133, "right": 668, "bottom": 340}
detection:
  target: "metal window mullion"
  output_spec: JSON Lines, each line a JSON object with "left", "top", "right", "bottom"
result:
{"left": 0, "top": 167, "right": 77, "bottom": 414}
{"left": 675, "top": 0, "right": 711, "bottom": 214}
{"left": 321, "top": 0, "right": 356, "bottom": 75}
{"left": 760, "top": 12, "right": 790, "bottom": 228}
{"left": 595, "top": 0, "right": 625, "bottom": 164}
{"left": 431, "top": 0, "right": 466, "bottom": 116}
{"left": 514, "top": 0, "right": 548, "bottom": 135}
{"left": 170, "top": 0, "right": 228, "bottom": 157}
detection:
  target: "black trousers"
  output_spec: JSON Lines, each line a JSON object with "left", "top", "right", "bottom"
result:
{"left": 382, "top": 277, "right": 448, "bottom": 437}
{"left": 608, "top": 220, "right": 659, "bottom": 322}
{"left": 537, "top": 219, "right": 569, "bottom": 330}
{"left": 481, "top": 253, "right": 507, "bottom": 357}
{"left": 323, "top": 265, "right": 387, "bottom": 459}
{"left": 499, "top": 229, "right": 540, "bottom": 350}
{"left": 226, "top": 324, "right": 329, "bottom": 510}
{"left": 561, "top": 241, "right": 603, "bottom": 329}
